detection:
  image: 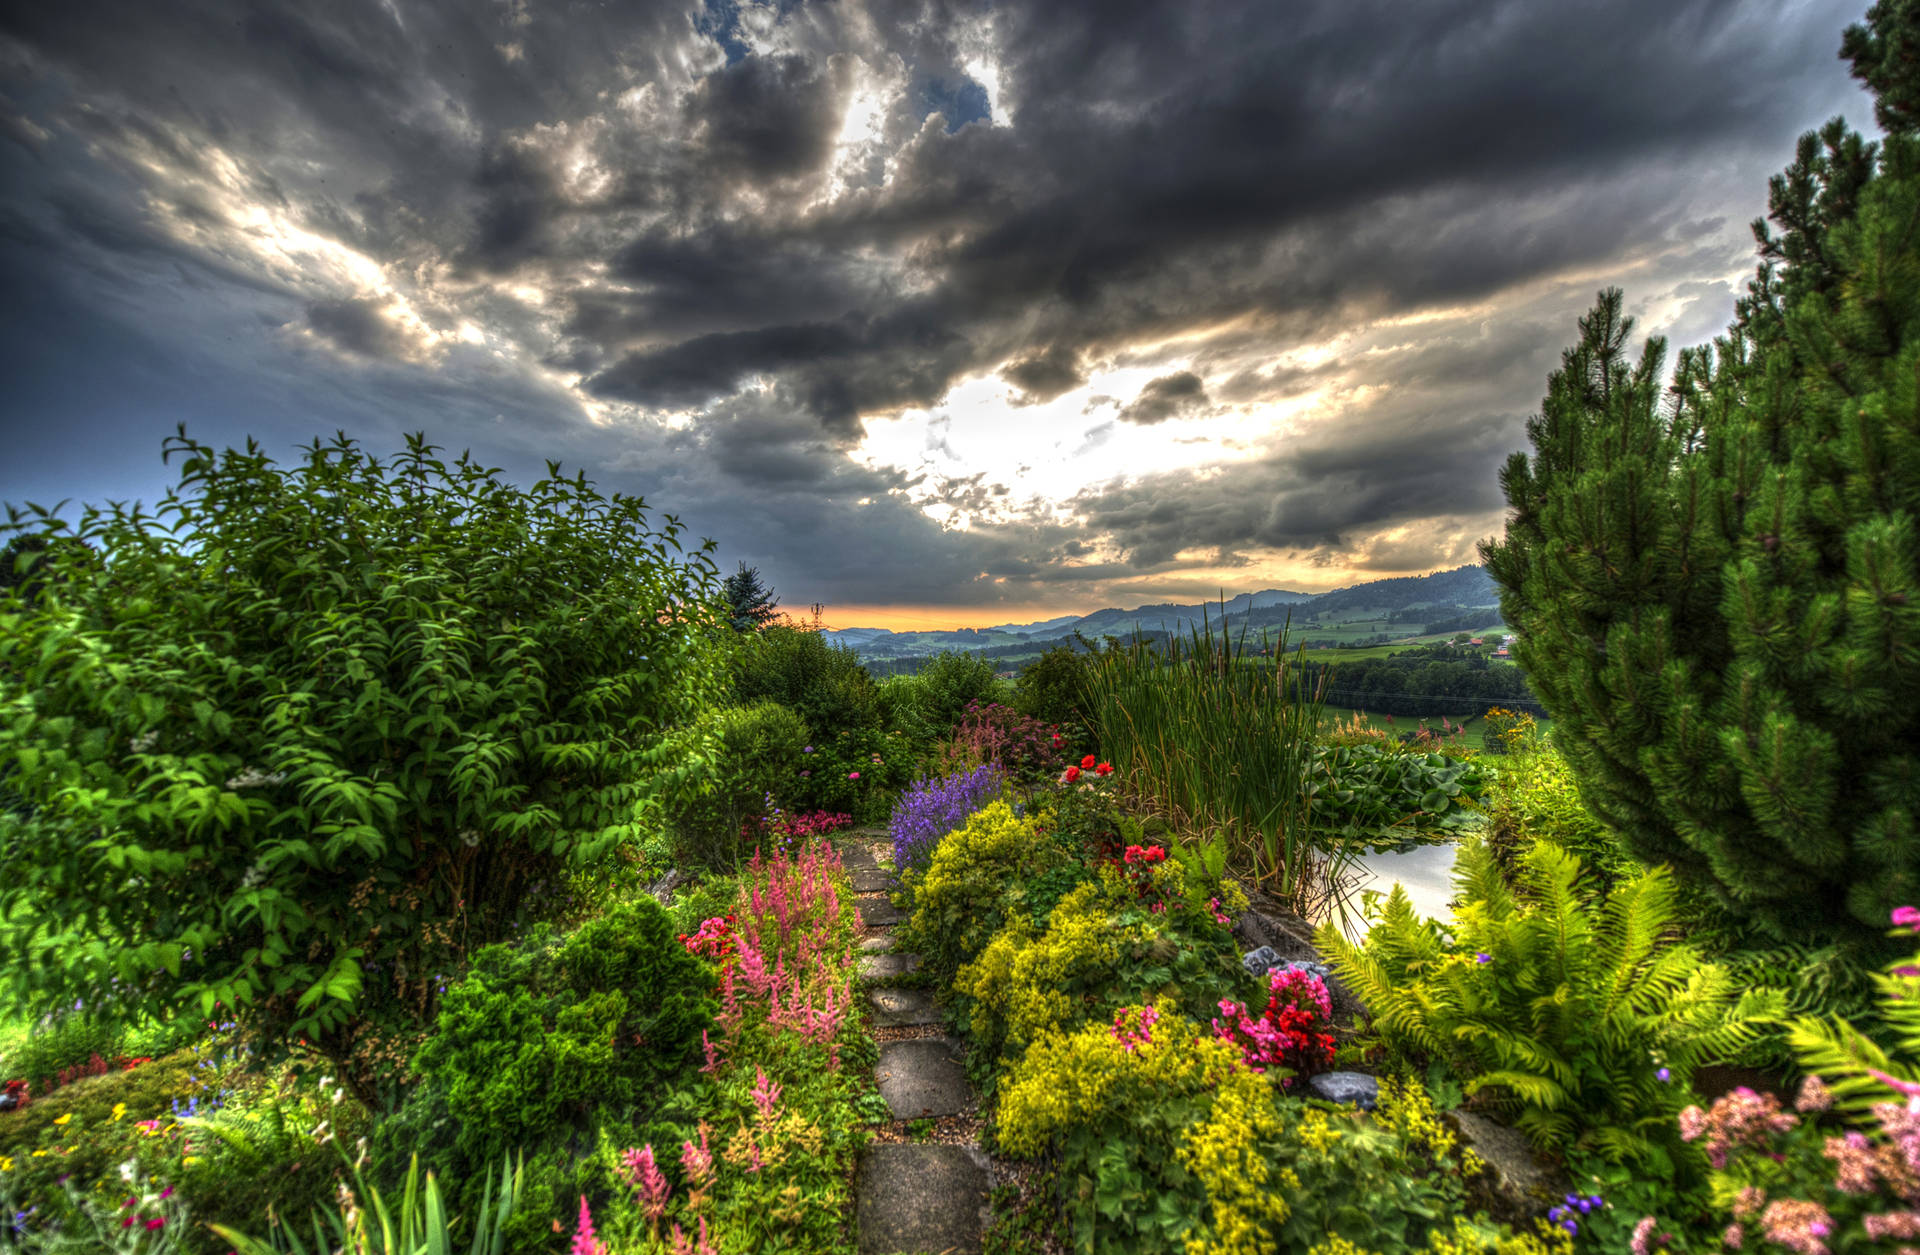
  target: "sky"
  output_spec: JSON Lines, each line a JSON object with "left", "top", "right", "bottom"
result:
{"left": 0, "top": 0, "right": 1880, "bottom": 630}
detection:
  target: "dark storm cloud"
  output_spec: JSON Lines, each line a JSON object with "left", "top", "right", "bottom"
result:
{"left": 687, "top": 52, "right": 854, "bottom": 182}
{"left": 1000, "top": 345, "right": 1085, "bottom": 404}
{"left": 0, "top": 0, "right": 1877, "bottom": 613}
{"left": 1118, "top": 371, "right": 1209, "bottom": 425}
{"left": 305, "top": 297, "right": 417, "bottom": 359}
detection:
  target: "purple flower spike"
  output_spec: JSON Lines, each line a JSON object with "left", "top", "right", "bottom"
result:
{"left": 1475, "top": 952, "right": 1492, "bottom": 965}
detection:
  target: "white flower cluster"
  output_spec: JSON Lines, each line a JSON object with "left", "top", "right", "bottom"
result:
{"left": 459, "top": 828, "right": 481, "bottom": 847}
{"left": 128, "top": 731, "right": 159, "bottom": 754}
{"left": 224, "top": 766, "right": 288, "bottom": 790}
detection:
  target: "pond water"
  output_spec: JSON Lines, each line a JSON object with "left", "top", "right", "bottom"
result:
{"left": 1333, "top": 839, "right": 1460, "bottom": 940}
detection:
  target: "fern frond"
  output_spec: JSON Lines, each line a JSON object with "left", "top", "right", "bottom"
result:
{"left": 1786, "top": 1013, "right": 1919, "bottom": 1118}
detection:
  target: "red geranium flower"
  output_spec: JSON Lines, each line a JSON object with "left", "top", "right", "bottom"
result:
{"left": 1094, "top": 762, "right": 1113, "bottom": 776}
{"left": 1063, "top": 766, "right": 1082, "bottom": 783}
{"left": 1081, "top": 754, "right": 1096, "bottom": 770}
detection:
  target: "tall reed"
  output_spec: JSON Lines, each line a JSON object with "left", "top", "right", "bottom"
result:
{"left": 1084, "top": 608, "right": 1353, "bottom": 919}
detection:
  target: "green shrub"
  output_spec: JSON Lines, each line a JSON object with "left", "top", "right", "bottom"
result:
{"left": 956, "top": 871, "right": 1245, "bottom": 1081}
{"left": 386, "top": 897, "right": 712, "bottom": 1252}
{"left": 1014, "top": 645, "right": 1092, "bottom": 740}
{"left": 994, "top": 1013, "right": 1527, "bottom": 1255}
{"left": 788, "top": 725, "right": 918, "bottom": 823}
{"left": 0, "top": 430, "right": 728, "bottom": 1108}
{"left": 412, "top": 898, "right": 713, "bottom": 1166}
{"left": 995, "top": 1012, "right": 1290, "bottom": 1255}
{"left": 1481, "top": 743, "right": 1634, "bottom": 889}
{"left": 1316, "top": 838, "right": 1784, "bottom": 1178}
{"left": 730, "top": 626, "right": 878, "bottom": 733}
{"left": 890, "top": 651, "right": 1006, "bottom": 742}
{"left": 898, "top": 801, "right": 1060, "bottom": 987}
{"left": 666, "top": 701, "right": 810, "bottom": 869}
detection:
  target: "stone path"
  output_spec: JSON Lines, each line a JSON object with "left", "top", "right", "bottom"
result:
{"left": 841, "top": 826, "right": 990, "bottom": 1255}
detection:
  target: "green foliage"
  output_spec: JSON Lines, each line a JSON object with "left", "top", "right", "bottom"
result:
{"left": 1316, "top": 838, "right": 1784, "bottom": 1177}
{"left": 1014, "top": 645, "right": 1093, "bottom": 742}
{"left": 212, "top": 1149, "right": 526, "bottom": 1255}
{"left": 730, "top": 626, "right": 878, "bottom": 734}
{"left": 1479, "top": 33, "right": 1920, "bottom": 944}
{"left": 1308, "top": 745, "right": 1494, "bottom": 854}
{"left": 0, "top": 430, "right": 728, "bottom": 1104}
{"left": 411, "top": 898, "right": 713, "bottom": 1170}
{"left": 720, "top": 562, "right": 781, "bottom": 633}
{"left": 1481, "top": 743, "right": 1634, "bottom": 889}
{"left": 900, "top": 650, "right": 1008, "bottom": 737}
{"left": 0, "top": 1158, "right": 193, "bottom": 1254}
{"left": 1083, "top": 613, "right": 1342, "bottom": 915}
{"left": 899, "top": 801, "right": 1060, "bottom": 987}
{"left": 0, "top": 1012, "right": 128, "bottom": 1092}
{"left": 1784, "top": 925, "right": 1920, "bottom": 1122}
{"left": 0, "top": 1051, "right": 204, "bottom": 1215}
{"left": 1271, "top": 1079, "right": 1486, "bottom": 1254}
{"left": 995, "top": 1015, "right": 1291, "bottom": 1255}
{"left": 957, "top": 874, "right": 1245, "bottom": 1082}
{"left": 787, "top": 726, "right": 917, "bottom": 823}
{"left": 666, "top": 701, "right": 810, "bottom": 870}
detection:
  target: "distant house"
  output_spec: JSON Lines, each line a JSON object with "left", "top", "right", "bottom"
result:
{"left": 1493, "top": 647, "right": 1510, "bottom": 658}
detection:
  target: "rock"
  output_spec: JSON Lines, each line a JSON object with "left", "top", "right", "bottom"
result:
{"left": 859, "top": 934, "right": 896, "bottom": 953}
{"left": 1306, "top": 1071, "right": 1378, "bottom": 1110}
{"left": 875, "top": 1038, "right": 974, "bottom": 1118}
{"left": 1232, "top": 892, "right": 1365, "bottom": 1025}
{"left": 859, "top": 952, "right": 920, "bottom": 980}
{"left": 856, "top": 1143, "right": 989, "bottom": 1255}
{"left": 0, "top": 1093, "right": 16, "bottom": 1112}
{"left": 645, "top": 868, "right": 688, "bottom": 908}
{"left": 849, "top": 868, "right": 893, "bottom": 894}
{"left": 1451, "top": 1109, "right": 1568, "bottom": 1221}
{"left": 858, "top": 899, "right": 907, "bottom": 929}
{"left": 1243, "top": 947, "right": 1332, "bottom": 984}
{"left": 1241, "top": 945, "right": 1280, "bottom": 977}
{"left": 868, "top": 988, "right": 942, "bottom": 1028}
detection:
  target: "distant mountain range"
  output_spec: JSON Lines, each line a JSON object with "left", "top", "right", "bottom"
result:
{"left": 824, "top": 564, "right": 1501, "bottom": 660}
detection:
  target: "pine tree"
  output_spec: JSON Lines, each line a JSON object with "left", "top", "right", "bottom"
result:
{"left": 1481, "top": 3, "right": 1920, "bottom": 947}
{"left": 721, "top": 561, "right": 781, "bottom": 633}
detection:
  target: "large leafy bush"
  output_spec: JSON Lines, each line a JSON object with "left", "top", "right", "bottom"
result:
{"left": 666, "top": 701, "right": 809, "bottom": 869}
{"left": 1317, "top": 839, "right": 1783, "bottom": 1176}
{"left": 0, "top": 430, "right": 726, "bottom": 1104}
{"left": 729, "top": 625, "right": 878, "bottom": 734}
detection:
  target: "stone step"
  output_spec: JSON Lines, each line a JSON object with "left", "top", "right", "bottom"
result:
{"left": 858, "top": 899, "right": 906, "bottom": 929}
{"left": 860, "top": 934, "right": 896, "bottom": 953}
{"left": 868, "top": 987, "right": 942, "bottom": 1028}
{"left": 849, "top": 868, "right": 893, "bottom": 894}
{"left": 841, "top": 843, "right": 879, "bottom": 871}
{"left": 856, "top": 1143, "right": 989, "bottom": 1255}
{"left": 875, "top": 1037, "right": 973, "bottom": 1119}
{"left": 858, "top": 952, "right": 920, "bottom": 980}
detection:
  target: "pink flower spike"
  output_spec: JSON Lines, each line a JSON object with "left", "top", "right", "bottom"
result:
{"left": 752, "top": 1066, "right": 783, "bottom": 1123}
{"left": 1892, "top": 905, "right": 1920, "bottom": 929}
{"left": 571, "top": 1196, "right": 607, "bottom": 1255}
